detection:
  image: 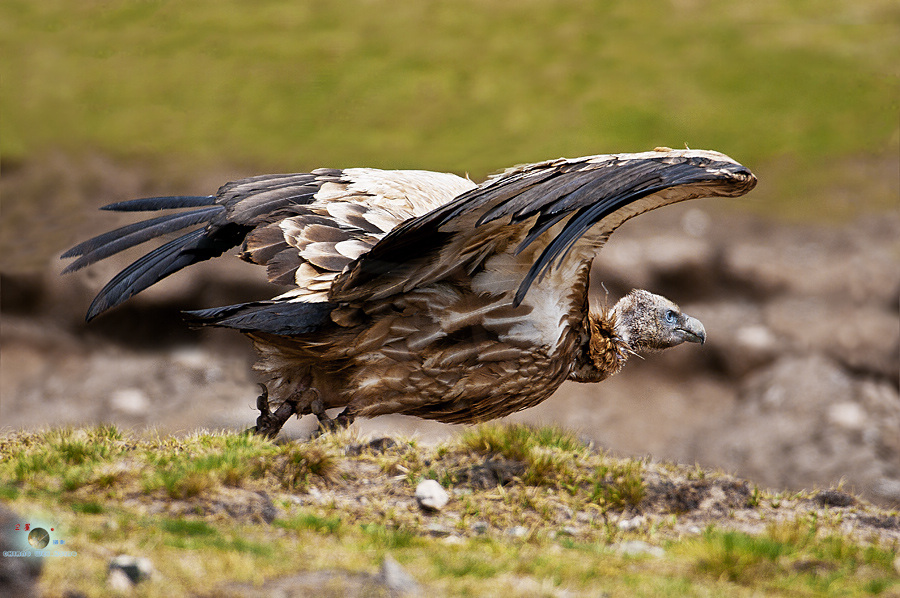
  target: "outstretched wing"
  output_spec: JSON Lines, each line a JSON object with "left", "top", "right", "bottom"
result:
{"left": 330, "top": 149, "right": 756, "bottom": 305}
{"left": 65, "top": 149, "right": 755, "bottom": 331}
{"left": 63, "top": 168, "right": 475, "bottom": 320}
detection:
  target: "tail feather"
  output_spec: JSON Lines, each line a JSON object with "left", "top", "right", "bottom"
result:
{"left": 183, "top": 300, "right": 336, "bottom": 335}
{"left": 61, "top": 206, "right": 223, "bottom": 271}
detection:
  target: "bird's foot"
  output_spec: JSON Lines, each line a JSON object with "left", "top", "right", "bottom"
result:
{"left": 310, "top": 403, "right": 356, "bottom": 439}
{"left": 251, "top": 383, "right": 297, "bottom": 439}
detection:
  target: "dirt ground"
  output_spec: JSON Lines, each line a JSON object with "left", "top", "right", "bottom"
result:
{"left": 2, "top": 154, "right": 898, "bottom": 508}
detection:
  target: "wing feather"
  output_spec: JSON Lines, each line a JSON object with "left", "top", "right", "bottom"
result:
{"left": 330, "top": 149, "right": 756, "bottom": 304}
{"left": 65, "top": 150, "right": 754, "bottom": 330}
{"left": 64, "top": 166, "right": 475, "bottom": 324}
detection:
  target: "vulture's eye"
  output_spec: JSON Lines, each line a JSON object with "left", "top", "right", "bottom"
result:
{"left": 664, "top": 310, "right": 677, "bottom": 324}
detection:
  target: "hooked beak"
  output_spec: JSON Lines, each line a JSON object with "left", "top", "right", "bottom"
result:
{"left": 676, "top": 315, "right": 706, "bottom": 345}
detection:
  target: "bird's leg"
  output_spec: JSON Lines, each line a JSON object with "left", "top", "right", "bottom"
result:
{"left": 252, "top": 383, "right": 298, "bottom": 439}
{"left": 309, "top": 395, "right": 331, "bottom": 432}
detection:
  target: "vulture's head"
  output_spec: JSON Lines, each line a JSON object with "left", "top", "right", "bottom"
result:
{"left": 611, "top": 289, "right": 706, "bottom": 352}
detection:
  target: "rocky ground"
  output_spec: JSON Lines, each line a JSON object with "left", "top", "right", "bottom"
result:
{"left": 1, "top": 157, "right": 898, "bottom": 510}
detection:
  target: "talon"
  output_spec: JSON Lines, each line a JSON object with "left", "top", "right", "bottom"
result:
{"left": 256, "top": 383, "right": 270, "bottom": 415}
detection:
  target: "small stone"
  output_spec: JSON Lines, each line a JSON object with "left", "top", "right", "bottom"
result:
{"left": 171, "top": 347, "right": 208, "bottom": 370}
{"left": 617, "top": 515, "right": 644, "bottom": 531}
{"left": 109, "top": 388, "right": 150, "bottom": 416}
{"left": 108, "top": 555, "right": 153, "bottom": 584}
{"left": 874, "top": 479, "right": 900, "bottom": 504}
{"left": 814, "top": 489, "right": 856, "bottom": 508}
{"left": 415, "top": 479, "right": 449, "bottom": 511}
{"left": 107, "top": 568, "right": 134, "bottom": 592}
{"left": 347, "top": 437, "right": 399, "bottom": 456}
{"left": 380, "top": 555, "right": 421, "bottom": 596}
{"left": 557, "top": 505, "right": 575, "bottom": 520}
{"left": 507, "top": 526, "right": 528, "bottom": 538}
{"left": 471, "top": 520, "right": 489, "bottom": 534}
{"left": 827, "top": 402, "right": 866, "bottom": 431}
{"left": 575, "top": 511, "right": 594, "bottom": 524}
{"left": 681, "top": 207, "right": 711, "bottom": 237}
{"left": 735, "top": 325, "right": 778, "bottom": 352}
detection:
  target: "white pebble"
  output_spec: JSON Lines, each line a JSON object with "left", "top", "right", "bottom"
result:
{"left": 827, "top": 401, "right": 866, "bottom": 430}
{"left": 107, "top": 568, "right": 134, "bottom": 592}
{"left": 109, "top": 388, "right": 150, "bottom": 416}
{"left": 415, "top": 479, "right": 448, "bottom": 511}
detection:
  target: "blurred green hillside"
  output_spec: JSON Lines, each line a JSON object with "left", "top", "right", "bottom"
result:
{"left": 1, "top": 0, "right": 898, "bottom": 248}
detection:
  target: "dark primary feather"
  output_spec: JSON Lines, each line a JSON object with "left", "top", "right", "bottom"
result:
{"left": 216, "top": 173, "right": 328, "bottom": 222}
{"left": 85, "top": 226, "right": 247, "bottom": 320}
{"left": 66, "top": 172, "right": 345, "bottom": 320}
{"left": 60, "top": 206, "right": 223, "bottom": 272}
{"left": 100, "top": 195, "right": 216, "bottom": 211}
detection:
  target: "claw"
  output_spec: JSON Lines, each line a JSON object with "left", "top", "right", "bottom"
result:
{"left": 251, "top": 383, "right": 297, "bottom": 439}
{"left": 311, "top": 407, "right": 356, "bottom": 438}
{"left": 256, "top": 383, "right": 270, "bottom": 415}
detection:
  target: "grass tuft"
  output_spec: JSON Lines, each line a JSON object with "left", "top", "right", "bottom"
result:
{"left": 361, "top": 523, "right": 416, "bottom": 549}
{"left": 591, "top": 459, "right": 646, "bottom": 510}
{"left": 460, "top": 423, "right": 589, "bottom": 488}
{"left": 462, "top": 423, "right": 586, "bottom": 462}
{"left": 271, "top": 443, "right": 338, "bottom": 490}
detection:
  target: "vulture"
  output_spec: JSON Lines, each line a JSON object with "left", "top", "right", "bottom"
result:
{"left": 63, "top": 148, "right": 756, "bottom": 437}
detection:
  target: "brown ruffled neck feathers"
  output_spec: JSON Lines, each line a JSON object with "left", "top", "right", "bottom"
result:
{"left": 568, "top": 308, "right": 630, "bottom": 383}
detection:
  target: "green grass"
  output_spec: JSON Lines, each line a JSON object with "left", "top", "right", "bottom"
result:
{"left": 692, "top": 523, "right": 899, "bottom": 595}
{"left": 274, "top": 513, "right": 342, "bottom": 535}
{"left": 1, "top": 425, "right": 898, "bottom": 597}
{"left": 461, "top": 422, "right": 587, "bottom": 461}
{"left": 2, "top": 1, "right": 897, "bottom": 179}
